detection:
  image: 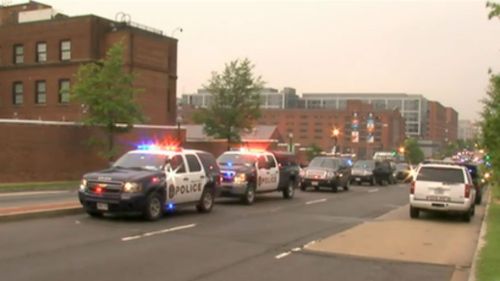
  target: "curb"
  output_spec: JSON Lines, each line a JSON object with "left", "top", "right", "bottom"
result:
{"left": 0, "top": 206, "right": 84, "bottom": 222}
{"left": 467, "top": 188, "right": 492, "bottom": 281}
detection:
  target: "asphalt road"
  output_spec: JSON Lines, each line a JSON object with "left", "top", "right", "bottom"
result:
{"left": 0, "top": 183, "right": 454, "bottom": 281}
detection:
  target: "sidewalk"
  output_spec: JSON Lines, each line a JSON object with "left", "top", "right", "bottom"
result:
{"left": 0, "top": 191, "right": 82, "bottom": 221}
{"left": 305, "top": 203, "right": 486, "bottom": 281}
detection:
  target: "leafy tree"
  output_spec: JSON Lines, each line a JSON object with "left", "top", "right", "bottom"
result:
{"left": 404, "top": 138, "right": 425, "bottom": 164}
{"left": 193, "top": 59, "right": 264, "bottom": 150}
{"left": 71, "top": 42, "right": 145, "bottom": 161}
{"left": 483, "top": 2, "right": 500, "bottom": 185}
{"left": 306, "top": 144, "right": 323, "bottom": 161}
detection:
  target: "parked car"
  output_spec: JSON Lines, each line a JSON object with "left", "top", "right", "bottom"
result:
{"left": 350, "top": 160, "right": 376, "bottom": 186}
{"left": 395, "top": 162, "right": 413, "bottom": 183}
{"left": 460, "top": 162, "right": 484, "bottom": 205}
{"left": 409, "top": 163, "right": 476, "bottom": 222}
{"left": 300, "top": 156, "right": 351, "bottom": 192}
{"left": 373, "top": 160, "right": 396, "bottom": 185}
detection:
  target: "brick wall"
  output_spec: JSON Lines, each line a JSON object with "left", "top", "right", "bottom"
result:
{"left": 0, "top": 120, "right": 185, "bottom": 183}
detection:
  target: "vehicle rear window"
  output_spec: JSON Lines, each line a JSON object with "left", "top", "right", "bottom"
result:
{"left": 416, "top": 167, "right": 465, "bottom": 183}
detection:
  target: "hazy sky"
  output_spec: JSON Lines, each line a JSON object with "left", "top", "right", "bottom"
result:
{"left": 15, "top": 0, "right": 500, "bottom": 120}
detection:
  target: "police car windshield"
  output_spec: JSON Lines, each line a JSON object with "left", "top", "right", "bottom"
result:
{"left": 113, "top": 153, "right": 167, "bottom": 171}
{"left": 309, "top": 157, "right": 339, "bottom": 169}
{"left": 218, "top": 153, "right": 256, "bottom": 166}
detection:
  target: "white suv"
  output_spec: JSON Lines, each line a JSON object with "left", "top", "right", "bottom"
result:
{"left": 409, "top": 163, "right": 476, "bottom": 222}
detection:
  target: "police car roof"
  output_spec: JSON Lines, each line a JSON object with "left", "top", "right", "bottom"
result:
{"left": 128, "top": 148, "right": 203, "bottom": 155}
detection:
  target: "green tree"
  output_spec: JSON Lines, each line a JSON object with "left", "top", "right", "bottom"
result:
{"left": 193, "top": 59, "right": 264, "bottom": 150}
{"left": 306, "top": 144, "right": 323, "bottom": 161}
{"left": 483, "top": 2, "right": 500, "bottom": 184}
{"left": 71, "top": 42, "right": 145, "bottom": 161}
{"left": 404, "top": 138, "right": 425, "bottom": 164}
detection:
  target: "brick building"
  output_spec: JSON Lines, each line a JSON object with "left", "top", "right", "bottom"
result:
{"left": 425, "top": 101, "right": 458, "bottom": 145}
{"left": 0, "top": 1, "right": 177, "bottom": 125}
{"left": 182, "top": 101, "right": 406, "bottom": 159}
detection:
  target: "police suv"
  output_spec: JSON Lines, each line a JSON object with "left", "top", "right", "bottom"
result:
{"left": 217, "top": 149, "right": 300, "bottom": 204}
{"left": 78, "top": 144, "right": 220, "bottom": 221}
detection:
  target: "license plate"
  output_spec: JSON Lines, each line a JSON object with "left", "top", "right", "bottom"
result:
{"left": 96, "top": 202, "right": 108, "bottom": 211}
{"left": 355, "top": 177, "right": 361, "bottom": 181}
{"left": 311, "top": 181, "right": 319, "bottom": 186}
{"left": 426, "top": 196, "right": 450, "bottom": 202}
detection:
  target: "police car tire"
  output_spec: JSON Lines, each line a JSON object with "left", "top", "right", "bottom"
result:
{"left": 243, "top": 184, "right": 256, "bottom": 205}
{"left": 283, "top": 181, "right": 295, "bottom": 199}
{"left": 87, "top": 211, "right": 103, "bottom": 218}
{"left": 196, "top": 187, "right": 214, "bottom": 213}
{"left": 144, "top": 192, "right": 163, "bottom": 221}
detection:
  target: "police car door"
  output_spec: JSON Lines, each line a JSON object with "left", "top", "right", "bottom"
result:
{"left": 184, "top": 153, "right": 205, "bottom": 202}
{"left": 165, "top": 154, "right": 190, "bottom": 204}
{"left": 265, "top": 154, "right": 279, "bottom": 191}
{"left": 256, "top": 155, "right": 269, "bottom": 191}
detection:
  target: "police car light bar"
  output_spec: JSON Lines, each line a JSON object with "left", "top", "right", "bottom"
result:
{"left": 136, "top": 140, "right": 182, "bottom": 152}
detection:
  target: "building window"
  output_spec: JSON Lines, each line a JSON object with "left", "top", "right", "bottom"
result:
{"left": 36, "top": 42, "right": 47, "bottom": 63}
{"left": 59, "top": 79, "right": 70, "bottom": 103}
{"left": 60, "top": 40, "right": 71, "bottom": 61}
{"left": 35, "top": 80, "right": 46, "bottom": 104}
{"left": 14, "top": 44, "right": 24, "bottom": 64}
{"left": 13, "top": 82, "right": 23, "bottom": 105}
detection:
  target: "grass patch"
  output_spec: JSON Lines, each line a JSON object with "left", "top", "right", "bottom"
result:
{"left": 477, "top": 185, "right": 500, "bottom": 281}
{"left": 0, "top": 181, "right": 79, "bottom": 193}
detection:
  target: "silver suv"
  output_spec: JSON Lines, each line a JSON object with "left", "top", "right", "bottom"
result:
{"left": 409, "top": 163, "right": 476, "bottom": 222}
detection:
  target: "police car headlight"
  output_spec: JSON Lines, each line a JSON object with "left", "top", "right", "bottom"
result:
{"left": 79, "top": 179, "right": 87, "bottom": 191}
{"left": 234, "top": 173, "right": 247, "bottom": 184}
{"left": 123, "top": 182, "right": 142, "bottom": 193}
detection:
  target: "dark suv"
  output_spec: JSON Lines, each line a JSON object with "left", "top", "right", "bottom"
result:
{"left": 373, "top": 160, "right": 396, "bottom": 185}
{"left": 300, "top": 156, "right": 351, "bottom": 192}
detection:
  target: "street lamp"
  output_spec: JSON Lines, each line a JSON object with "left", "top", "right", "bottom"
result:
{"left": 331, "top": 127, "right": 340, "bottom": 154}
{"left": 288, "top": 132, "right": 294, "bottom": 153}
{"left": 176, "top": 116, "right": 183, "bottom": 144}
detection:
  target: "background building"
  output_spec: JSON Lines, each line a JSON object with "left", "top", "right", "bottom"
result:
{"left": 182, "top": 100, "right": 406, "bottom": 159}
{"left": 301, "top": 93, "right": 428, "bottom": 139}
{"left": 458, "top": 119, "right": 480, "bottom": 141}
{"left": 0, "top": 1, "right": 178, "bottom": 125}
{"left": 181, "top": 87, "right": 301, "bottom": 109}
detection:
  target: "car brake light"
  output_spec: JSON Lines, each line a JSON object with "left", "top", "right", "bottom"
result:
{"left": 410, "top": 181, "right": 415, "bottom": 194}
{"left": 95, "top": 186, "right": 103, "bottom": 193}
{"left": 465, "top": 184, "right": 472, "bottom": 198}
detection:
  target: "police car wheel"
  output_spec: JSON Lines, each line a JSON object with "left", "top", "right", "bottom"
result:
{"left": 283, "top": 181, "right": 295, "bottom": 199}
{"left": 197, "top": 188, "right": 214, "bottom": 213}
{"left": 87, "top": 211, "right": 103, "bottom": 218}
{"left": 243, "top": 185, "right": 255, "bottom": 205}
{"left": 144, "top": 193, "right": 163, "bottom": 221}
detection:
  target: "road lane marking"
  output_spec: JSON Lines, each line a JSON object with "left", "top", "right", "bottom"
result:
{"left": 121, "top": 223, "right": 196, "bottom": 242}
{"left": 368, "top": 188, "right": 379, "bottom": 193}
{"left": 275, "top": 252, "right": 291, "bottom": 259}
{"left": 305, "top": 198, "right": 327, "bottom": 205}
{"left": 0, "top": 190, "right": 71, "bottom": 197}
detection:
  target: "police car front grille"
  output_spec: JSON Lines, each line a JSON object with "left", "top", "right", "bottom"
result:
{"left": 87, "top": 181, "right": 123, "bottom": 193}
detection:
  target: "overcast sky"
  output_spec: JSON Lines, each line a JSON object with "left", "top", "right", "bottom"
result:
{"left": 15, "top": 0, "right": 500, "bottom": 120}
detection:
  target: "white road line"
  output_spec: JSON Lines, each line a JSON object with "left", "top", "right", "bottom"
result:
{"left": 0, "top": 190, "right": 70, "bottom": 197}
{"left": 305, "top": 198, "right": 327, "bottom": 205}
{"left": 291, "top": 247, "right": 302, "bottom": 252}
{"left": 368, "top": 188, "right": 379, "bottom": 193}
{"left": 275, "top": 252, "right": 291, "bottom": 259}
{"left": 121, "top": 223, "right": 196, "bottom": 242}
